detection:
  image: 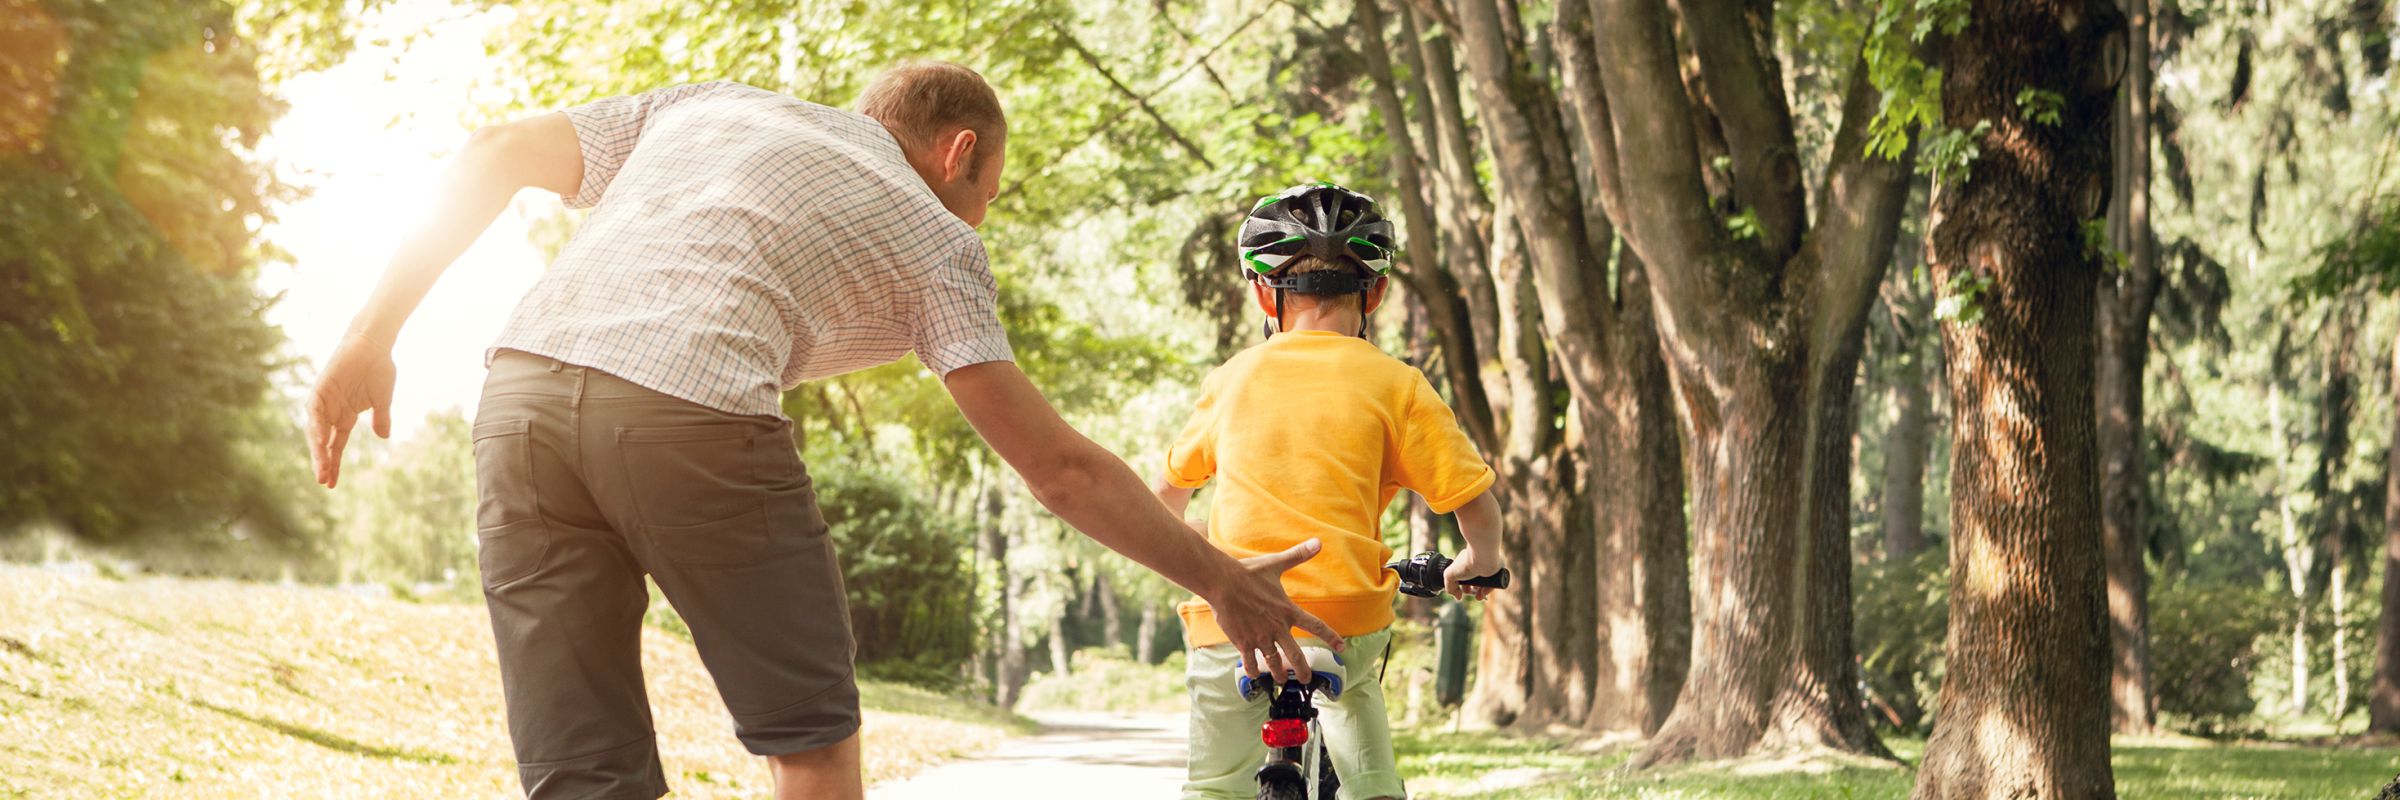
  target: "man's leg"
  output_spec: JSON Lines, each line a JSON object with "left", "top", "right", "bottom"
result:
{"left": 576, "top": 367, "right": 865, "bottom": 795}
{"left": 768, "top": 731, "right": 863, "bottom": 800}
{"left": 475, "top": 356, "right": 666, "bottom": 799}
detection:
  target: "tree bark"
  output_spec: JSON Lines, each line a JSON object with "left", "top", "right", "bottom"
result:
{"left": 1884, "top": 370, "right": 1932, "bottom": 561}
{"left": 986, "top": 489, "right": 1028, "bottom": 709}
{"left": 1137, "top": 602, "right": 1161, "bottom": 665}
{"left": 2096, "top": 0, "right": 2160, "bottom": 734}
{"left": 1578, "top": 0, "right": 1912, "bottom": 765}
{"left": 1912, "top": 1, "right": 2123, "bottom": 796}
{"left": 2373, "top": 330, "right": 2400, "bottom": 732}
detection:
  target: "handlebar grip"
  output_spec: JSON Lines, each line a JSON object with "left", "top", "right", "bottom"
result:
{"left": 1460, "top": 569, "right": 1511, "bottom": 589}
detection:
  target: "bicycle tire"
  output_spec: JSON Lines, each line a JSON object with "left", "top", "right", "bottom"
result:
{"left": 1256, "top": 770, "right": 1308, "bottom": 800}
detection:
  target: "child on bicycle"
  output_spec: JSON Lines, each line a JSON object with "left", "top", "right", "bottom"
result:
{"left": 1151, "top": 183, "right": 1506, "bottom": 800}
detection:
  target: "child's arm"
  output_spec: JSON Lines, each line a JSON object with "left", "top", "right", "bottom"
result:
{"left": 1443, "top": 489, "right": 1506, "bottom": 600}
{"left": 1152, "top": 475, "right": 1204, "bottom": 535}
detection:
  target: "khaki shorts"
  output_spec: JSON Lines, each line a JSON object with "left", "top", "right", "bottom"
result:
{"left": 475, "top": 351, "right": 857, "bottom": 799}
{"left": 1183, "top": 627, "right": 1406, "bottom": 800}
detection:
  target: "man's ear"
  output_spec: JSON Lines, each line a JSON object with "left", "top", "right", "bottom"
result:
{"left": 1362, "top": 276, "right": 1390, "bottom": 314}
{"left": 941, "top": 129, "right": 979, "bottom": 183}
{"left": 1252, "top": 278, "right": 1279, "bottom": 317}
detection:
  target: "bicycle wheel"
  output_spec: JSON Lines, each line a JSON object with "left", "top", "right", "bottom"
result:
{"left": 1255, "top": 764, "right": 1308, "bottom": 800}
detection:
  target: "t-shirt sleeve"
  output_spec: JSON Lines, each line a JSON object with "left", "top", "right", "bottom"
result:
{"left": 1394, "top": 373, "right": 1497, "bottom": 513}
{"left": 912, "top": 239, "right": 1017, "bottom": 377}
{"left": 559, "top": 81, "right": 738, "bottom": 209}
{"left": 1164, "top": 371, "right": 1221, "bottom": 488}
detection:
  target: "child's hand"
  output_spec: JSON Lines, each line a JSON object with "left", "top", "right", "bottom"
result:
{"left": 1443, "top": 545, "right": 1506, "bottom": 601}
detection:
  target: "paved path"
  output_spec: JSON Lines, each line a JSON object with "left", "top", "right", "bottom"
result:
{"left": 872, "top": 711, "right": 1188, "bottom": 799}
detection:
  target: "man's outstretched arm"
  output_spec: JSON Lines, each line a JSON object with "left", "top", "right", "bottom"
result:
{"left": 307, "top": 113, "right": 582, "bottom": 488}
{"left": 942, "top": 361, "right": 1345, "bottom": 683}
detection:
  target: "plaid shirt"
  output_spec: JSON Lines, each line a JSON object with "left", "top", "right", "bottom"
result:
{"left": 489, "top": 81, "right": 1015, "bottom": 416}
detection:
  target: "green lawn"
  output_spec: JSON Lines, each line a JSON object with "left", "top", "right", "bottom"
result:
{"left": 1393, "top": 731, "right": 2400, "bottom": 799}
{"left": 0, "top": 564, "right": 1027, "bottom": 798}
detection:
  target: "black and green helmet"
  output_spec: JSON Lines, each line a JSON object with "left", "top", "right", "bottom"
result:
{"left": 1237, "top": 182, "right": 1397, "bottom": 289}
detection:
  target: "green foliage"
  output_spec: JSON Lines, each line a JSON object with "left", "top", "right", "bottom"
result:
{"left": 812, "top": 461, "right": 979, "bottom": 685}
{"left": 2293, "top": 191, "right": 2400, "bottom": 300}
{"left": 2014, "top": 87, "right": 2065, "bottom": 126}
{"left": 1862, "top": 0, "right": 1969, "bottom": 161}
{"left": 2084, "top": 218, "right": 2125, "bottom": 274}
{"left": 2151, "top": 581, "right": 2286, "bottom": 735}
{"left": 1852, "top": 550, "right": 1947, "bottom": 731}
{"left": 1915, "top": 119, "right": 1990, "bottom": 183}
{"left": 1725, "top": 207, "right": 1764, "bottom": 241}
{"left": 1931, "top": 269, "right": 1990, "bottom": 325}
{"left": 328, "top": 411, "right": 475, "bottom": 588}
{"left": 1015, "top": 646, "right": 1187, "bottom": 714}
{"left": 0, "top": 0, "right": 359, "bottom": 546}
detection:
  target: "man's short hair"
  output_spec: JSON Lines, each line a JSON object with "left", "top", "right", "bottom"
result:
{"left": 855, "top": 61, "right": 1007, "bottom": 165}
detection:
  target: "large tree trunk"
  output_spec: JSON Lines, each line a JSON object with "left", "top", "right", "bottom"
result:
{"left": 2312, "top": 302, "right": 2363, "bottom": 720}
{"left": 1588, "top": 249, "right": 1693, "bottom": 736}
{"left": 2376, "top": 330, "right": 2400, "bottom": 732}
{"left": 2096, "top": 0, "right": 2160, "bottom": 734}
{"left": 1911, "top": 1, "right": 2122, "bottom": 796}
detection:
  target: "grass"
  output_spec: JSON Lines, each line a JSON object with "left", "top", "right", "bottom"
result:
{"left": 0, "top": 563, "right": 1029, "bottom": 798}
{"left": 1394, "top": 729, "right": 2400, "bottom": 799}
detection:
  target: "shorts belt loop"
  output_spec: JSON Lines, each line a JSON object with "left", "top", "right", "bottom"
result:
{"left": 547, "top": 359, "right": 563, "bottom": 373}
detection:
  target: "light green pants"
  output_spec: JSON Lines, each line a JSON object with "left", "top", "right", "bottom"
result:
{"left": 1182, "top": 627, "right": 1405, "bottom": 800}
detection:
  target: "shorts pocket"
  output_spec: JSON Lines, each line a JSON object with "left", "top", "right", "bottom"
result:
{"left": 617, "top": 422, "right": 766, "bottom": 529}
{"left": 477, "top": 518, "right": 550, "bottom": 589}
{"left": 472, "top": 418, "right": 539, "bottom": 530}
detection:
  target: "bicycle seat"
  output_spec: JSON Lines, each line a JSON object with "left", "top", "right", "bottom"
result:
{"left": 1235, "top": 645, "right": 1346, "bottom": 702}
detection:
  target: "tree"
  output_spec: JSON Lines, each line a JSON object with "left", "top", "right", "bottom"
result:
{"left": 2095, "top": 0, "right": 2160, "bottom": 733}
{"left": 1, "top": 0, "right": 358, "bottom": 547}
{"left": 1910, "top": 0, "right": 2123, "bottom": 795}
{"left": 1543, "top": 0, "right": 1935, "bottom": 763}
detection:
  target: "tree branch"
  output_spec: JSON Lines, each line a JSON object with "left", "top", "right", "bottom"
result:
{"left": 1050, "top": 22, "right": 1216, "bottom": 169}
{"left": 1588, "top": 0, "right": 1732, "bottom": 305}
{"left": 1671, "top": 0, "right": 1805, "bottom": 260}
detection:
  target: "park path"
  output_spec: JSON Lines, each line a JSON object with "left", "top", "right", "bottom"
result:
{"left": 871, "top": 711, "right": 1189, "bottom": 798}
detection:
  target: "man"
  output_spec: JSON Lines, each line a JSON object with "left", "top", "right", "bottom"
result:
{"left": 305, "top": 62, "right": 1341, "bottom": 800}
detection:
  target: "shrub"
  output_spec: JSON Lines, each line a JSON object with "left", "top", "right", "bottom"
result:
{"left": 2151, "top": 581, "right": 2285, "bottom": 735}
{"left": 1853, "top": 549, "right": 1948, "bottom": 732}
{"left": 811, "top": 463, "right": 978, "bottom": 689}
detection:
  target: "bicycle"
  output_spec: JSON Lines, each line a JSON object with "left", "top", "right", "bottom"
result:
{"left": 1234, "top": 550, "right": 1510, "bottom": 800}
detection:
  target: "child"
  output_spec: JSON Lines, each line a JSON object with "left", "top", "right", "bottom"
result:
{"left": 1152, "top": 183, "right": 1506, "bottom": 800}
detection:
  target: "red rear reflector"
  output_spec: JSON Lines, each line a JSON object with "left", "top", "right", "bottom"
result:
{"left": 1262, "top": 718, "right": 1310, "bottom": 748}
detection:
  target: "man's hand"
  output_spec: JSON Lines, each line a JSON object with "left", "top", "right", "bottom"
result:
{"left": 941, "top": 361, "right": 1343, "bottom": 683}
{"left": 1207, "top": 538, "right": 1346, "bottom": 684}
{"left": 1443, "top": 543, "right": 1506, "bottom": 601}
{"left": 308, "top": 335, "right": 396, "bottom": 488}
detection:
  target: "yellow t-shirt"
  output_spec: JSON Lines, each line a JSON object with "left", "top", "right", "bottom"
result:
{"left": 1167, "top": 329, "right": 1497, "bottom": 648}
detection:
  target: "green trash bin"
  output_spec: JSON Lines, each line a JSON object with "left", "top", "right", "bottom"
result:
{"left": 1435, "top": 599, "right": 1472, "bottom": 707}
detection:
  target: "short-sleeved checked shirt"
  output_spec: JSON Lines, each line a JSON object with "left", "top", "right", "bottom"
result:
{"left": 488, "top": 81, "right": 1015, "bottom": 416}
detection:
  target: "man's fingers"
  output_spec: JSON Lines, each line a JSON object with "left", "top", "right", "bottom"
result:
{"left": 1290, "top": 610, "right": 1345, "bottom": 653}
{"left": 1276, "top": 633, "right": 1313, "bottom": 684}
{"left": 1245, "top": 538, "right": 1324, "bottom": 576}
{"left": 326, "top": 422, "right": 353, "bottom": 489}
{"left": 371, "top": 394, "right": 392, "bottom": 439}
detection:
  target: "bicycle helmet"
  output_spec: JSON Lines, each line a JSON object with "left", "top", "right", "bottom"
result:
{"left": 1236, "top": 182, "right": 1397, "bottom": 336}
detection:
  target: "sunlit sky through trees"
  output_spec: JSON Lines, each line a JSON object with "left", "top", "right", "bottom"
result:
{"left": 256, "top": 0, "right": 547, "bottom": 441}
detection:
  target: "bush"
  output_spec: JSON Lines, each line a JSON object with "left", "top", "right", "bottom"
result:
{"left": 2151, "top": 581, "right": 2285, "bottom": 735}
{"left": 1853, "top": 549, "right": 1948, "bottom": 732}
{"left": 811, "top": 463, "right": 978, "bottom": 689}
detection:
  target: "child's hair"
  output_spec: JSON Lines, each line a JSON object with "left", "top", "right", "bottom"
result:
{"left": 1275, "top": 256, "right": 1367, "bottom": 310}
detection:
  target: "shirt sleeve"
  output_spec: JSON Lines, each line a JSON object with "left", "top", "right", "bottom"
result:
{"left": 1393, "top": 373, "right": 1497, "bottom": 513}
{"left": 1164, "top": 370, "right": 1221, "bottom": 488}
{"left": 559, "top": 81, "right": 737, "bottom": 209}
{"left": 911, "top": 239, "right": 1017, "bottom": 377}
